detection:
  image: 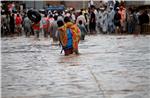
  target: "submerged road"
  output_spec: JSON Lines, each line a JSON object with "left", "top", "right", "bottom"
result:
{"left": 1, "top": 35, "right": 150, "bottom": 98}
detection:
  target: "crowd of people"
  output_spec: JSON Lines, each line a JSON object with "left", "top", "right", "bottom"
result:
{"left": 1, "top": 2, "right": 150, "bottom": 55}
{"left": 1, "top": 3, "right": 150, "bottom": 38}
{"left": 96, "top": 5, "right": 150, "bottom": 35}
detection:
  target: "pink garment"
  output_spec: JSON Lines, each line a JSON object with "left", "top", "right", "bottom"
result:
{"left": 42, "top": 17, "right": 49, "bottom": 29}
{"left": 118, "top": 8, "right": 126, "bottom": 26}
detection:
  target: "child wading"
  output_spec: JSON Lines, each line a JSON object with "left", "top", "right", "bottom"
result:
{"left": 77, "top": 20, "right": 87, "bottom": 40}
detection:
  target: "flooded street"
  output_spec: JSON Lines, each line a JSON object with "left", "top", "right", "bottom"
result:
{"left": 1, "top": 35, "right": 150, "bottom": 98}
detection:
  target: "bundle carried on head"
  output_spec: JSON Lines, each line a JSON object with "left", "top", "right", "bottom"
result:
{"left": 27, "top": 10, "right": 41, "bottom": 23}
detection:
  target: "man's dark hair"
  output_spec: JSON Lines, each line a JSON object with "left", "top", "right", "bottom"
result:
{"left": 57, "top": 20, "right": 64, "bottom": 27}
{"left": 54, "top": 15, "right": 58, "bottom": 21}
{"left": 49, "top": 14, "right": 53, "bottom": 18}
{"left": 64, "top": 16, "right": 70, "bottom": 23}
{"left": 79, "top": 20, "right": 82, "bottom": 25}
{"left": 44, "top": 14, "right": 47, "bottom": 17}
{"left": 79, "top": 12, "right": 82, "bottom": 15}
{"left": 17, "top": 14, "right": 19, "bottom": 17}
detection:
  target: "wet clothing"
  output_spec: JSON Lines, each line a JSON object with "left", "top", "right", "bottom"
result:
{"left": 114, "top": 12, "right": 121, "bottom": 27}
{"left": 127, "top": 12, "right": 137, "bottom": 33}
{"left": 32, "top": 22, "right": 40, "bottom": 38}
{"left": 15, "top": 15, "right": 22, "bottom": 35}
{"left": 9, "top": 15, "right": 15, "bottom": 35}
{"left": 139, "top": 12, "right": 149, "bottom": 34}
{"left": 68, "top": 22, "right": 81, "bottom": 52}
{"left": 6, "top": 15, "right": 10, "bottom": 33}
{"left": 58, "top": 22, "right": 80, "bottom": 55}
{"left": 1, "top": 23, "right": 9, "bottom": 37}
{"left": 102, "top": 11, "right": 108, "bottom": 33}
{"left": 58, "top": 24, "right": 73, "bottom": 55}
{"left": 139, "top": 12, "right": 149, "bottom": 25}
{"left": 57, "top": 15, "right": 64, "bottom": 22}
{"left": 89, "top": 12, "right": 96, "bottom": 33}
{"left": 15, "top": 16, "right": 22, "bottom": 26}
{"left": 108, "top": 10, "right": 115, "bottom": 33}
{"left": 41, "top": 17, "right": 49, "bottom": 38}
{"left": 48, "top": 17, "right": 54, "bottom": 36}
{"left": 119, "top": 8, "right": 126, "bottom": 27}
{"left": 42, "top": 17, "right": 49, "bottom": 29}
{"left": 23, "top": 17, "right": 32, "bottom": 36}
{"left": 50, "top": 20, "right": 58, "bottom": 41}
{"left": 76, "top": 15, "right": 86, "bottom": 25}
{"left": 63, "top": 29, "right": 74, "bottom": 55}
{"left": 71, "top": 14, "right": 76, "bottom": 23}
{"left": 1, "top": 15, "right": 10, "bottom": 36}
{"left": 32, "top": 22, "right": 40, "bottom": 31}
{"left": 78, "top": 24, "right": 87, "bottom": 40}
{"left": 118, "top": 8, "right": 127, "bottom": 32}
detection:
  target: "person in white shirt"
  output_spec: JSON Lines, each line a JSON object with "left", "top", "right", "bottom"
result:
{"left": 107, "top": 6, "right": 115, "bottom": 34}
{"left": 102, "top": 9, "right": 108, "bottom": 33}
{"left": 71, "top": 12, "right": 76, "bottom": 23}
{"left": 96, "top": 8, "right": 101, "bottom": 33}
{"left": 76, "top": 12, "right": 86, "bottom": 26}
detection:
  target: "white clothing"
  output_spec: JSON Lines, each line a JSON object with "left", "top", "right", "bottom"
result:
{"left": 76, "top": 15, "right": 86, "bottom": 25}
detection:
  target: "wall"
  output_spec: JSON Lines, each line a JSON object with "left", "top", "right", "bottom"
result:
{"left": 23, "top": 1, "right": 46, "bottom": 9}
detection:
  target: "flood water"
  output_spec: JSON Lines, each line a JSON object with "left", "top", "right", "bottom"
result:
{"left": 1, "top": 35, "right": 150, "bottom": 98}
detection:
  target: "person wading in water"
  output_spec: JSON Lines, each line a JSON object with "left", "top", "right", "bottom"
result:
{"left": 57, "top": 17, "right": 81, "bottom": 56}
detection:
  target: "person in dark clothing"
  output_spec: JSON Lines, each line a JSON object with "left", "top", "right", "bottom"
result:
{"left": 9, "top": 14, "right": 15, "bottom": 36}
{"left": 127, "top": 8, "right": 136, "bottom": 34}
{"left": 84, "top": 13, "right": 89, "bottom": 32}
{"left": 139, "top": 10, "right": 149, "bottom": 34}
{"left": 139, "top": 10, "right": 149, "bottom": 25}
{"left": 1, "top": 23, "right": 9, "bottom": 37}
{"left": 144, "top": 11, "right": 149, "bottom": 24}
{"left": 139, "top": 11, "right": 149, "bottom": 25}
{"left": 114, "top": 7, "right": 121, "bottom": 34}
{"left": 114, "top": 1, "right": 120, "bottom": 11}
{"left": 89, "top": 7, "right": 96, "bottom": 34}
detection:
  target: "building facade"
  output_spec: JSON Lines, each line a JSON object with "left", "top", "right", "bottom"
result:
{"left": 22, "top": 1, "right": 46, "bottom": 9}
